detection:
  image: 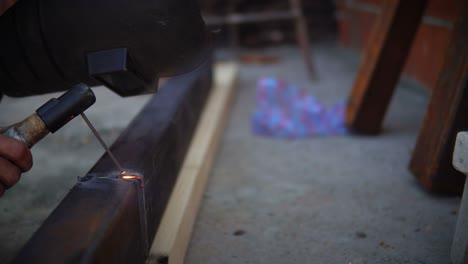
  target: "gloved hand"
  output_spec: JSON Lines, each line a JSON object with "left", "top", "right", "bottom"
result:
{"left": 0, "top": 134, "right": 32, "bottom": 197}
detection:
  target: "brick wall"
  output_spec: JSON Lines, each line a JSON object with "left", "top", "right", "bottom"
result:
{"left": 336, "top": 0, "right": 457, "bottom": 90}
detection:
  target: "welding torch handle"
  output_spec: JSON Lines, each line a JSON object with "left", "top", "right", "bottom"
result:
{"left": 0, "top": 114, "right": 49, "bottom": 148}
{"left": 0, "top": 84, "right": 96, "bottom": 149}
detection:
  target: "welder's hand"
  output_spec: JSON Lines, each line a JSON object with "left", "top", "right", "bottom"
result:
{"left": 0, "top": 134, "right": 32, "bottom": 197}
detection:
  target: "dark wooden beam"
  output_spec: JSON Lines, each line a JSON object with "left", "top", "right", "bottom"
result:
{"left": 346, "top": 0, "right": 427, "bottom": 134}
{"left": 12, "top": 59, "right": 213, "bottom": 263}
{"left": 0, "top": 0, "right": 17, "bottom": 16}
{"left": 409, "top": 3, "right": 468, "bottom": 194}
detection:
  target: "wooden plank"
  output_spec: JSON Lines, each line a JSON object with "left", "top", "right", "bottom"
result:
{"left": 290, "top": 0, "right": 316, "bottom": 79}
{"left": 409, "top": 2, "right": 468, "bottom": 194}
{"left": 12, "top": 60, "right": 213, "bottom": 263}
{"left": 345, "top": 0, "right": 427, "bottom": 134}
{"left": 147, "top": 63, "right": 238, "bottom": 264}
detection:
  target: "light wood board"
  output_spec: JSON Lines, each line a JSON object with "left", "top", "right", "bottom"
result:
{"left": 147, "top": 63, "right": 238, "bottom": 264}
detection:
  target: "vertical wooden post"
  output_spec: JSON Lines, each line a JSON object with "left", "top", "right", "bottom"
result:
{"left": 409, "top": 2, "right": 468, "bottom": 194}
{"left": 345, "top": 0, "right": 427, "bottom": 134}
{"left": 227, "top": 0, "right": 240, "bottom": 54}
{"left": 290, "top": 0, "right": 316, "bottom": 79}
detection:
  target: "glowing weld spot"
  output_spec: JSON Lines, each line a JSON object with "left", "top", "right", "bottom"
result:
{"left": 122, "top": 175, "right": 139, "bottom": 180}
{"left": 121, "top": 174, "right": 144, "bottom": 188}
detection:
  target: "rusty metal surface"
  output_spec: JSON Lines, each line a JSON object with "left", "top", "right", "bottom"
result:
{"left": 12, "top": 59, "right": 212, "bottom": 263}
{"left": 13, "top": 177, "right": 146, "bottom": 264}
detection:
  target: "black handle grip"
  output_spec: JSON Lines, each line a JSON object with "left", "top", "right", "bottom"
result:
{"left": 36, "top": 84, "right": 96, "bottom": 133}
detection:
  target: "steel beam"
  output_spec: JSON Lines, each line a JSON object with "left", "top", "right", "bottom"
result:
{"left": 12, "top": 59, "right": 212, "bottom": 263}
{"left": 13, "top": 177, "right": 147, "bottom": 263}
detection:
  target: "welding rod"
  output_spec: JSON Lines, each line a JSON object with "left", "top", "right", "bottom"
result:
{"left": 80, "top": 112, "right": 126, "bottom": 175}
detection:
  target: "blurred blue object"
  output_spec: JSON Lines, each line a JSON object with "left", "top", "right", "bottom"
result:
{"left": 252, "top": 77, "right": 348, "bottom": 139}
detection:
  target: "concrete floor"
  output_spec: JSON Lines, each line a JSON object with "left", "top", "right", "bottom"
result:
{"left": 0, "top": 44, "right": 462, "bottom": 263}
{"left": 185, "top": 46, "right": 461, "bottom": 263}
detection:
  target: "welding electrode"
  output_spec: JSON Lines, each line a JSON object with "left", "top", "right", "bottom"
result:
{"left": 0, "top": 84, "right": 96, "bottom": 148}
{"left": 80, "top": 112, "right": 126, "bottom": 174}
